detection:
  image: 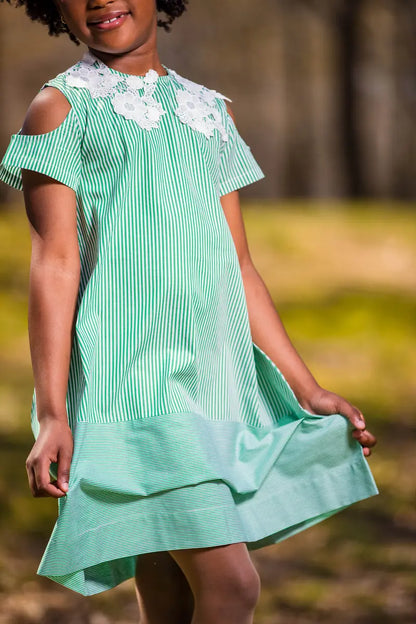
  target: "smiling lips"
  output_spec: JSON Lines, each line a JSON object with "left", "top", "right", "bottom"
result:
{"left": 88, "top": 11, "right": 130, "bottom": 30}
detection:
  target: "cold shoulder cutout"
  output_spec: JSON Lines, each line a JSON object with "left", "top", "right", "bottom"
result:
{"left": 0, "top": 85, "right": 82, "bottom": 192}
{"left": 21, "top": 87, "right": 72, "bottom": 136}
{"left": 225, "top": 101, "right": 237, "bottom": 124}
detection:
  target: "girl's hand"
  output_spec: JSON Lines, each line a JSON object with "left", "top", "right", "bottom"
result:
{"left": 25, "top": 418, "right": 74, "bottom": 498}
{"left": 300, "top": 388, "right": 377, "bottom": 457}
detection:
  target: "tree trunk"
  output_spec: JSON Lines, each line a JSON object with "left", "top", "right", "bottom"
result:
{"left": 335, "top": 0, "right": 365, "bottom": 198}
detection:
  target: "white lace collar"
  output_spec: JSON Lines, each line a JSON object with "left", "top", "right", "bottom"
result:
{"left": 63, "top": 51, "right": 231, "bottom": 140}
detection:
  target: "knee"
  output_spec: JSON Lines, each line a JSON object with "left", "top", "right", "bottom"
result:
{"left": 208, "top": 563, "right": 261, "bottom": 614}
{"left": 234, "top": 565, "right": 261, "bottom": 611}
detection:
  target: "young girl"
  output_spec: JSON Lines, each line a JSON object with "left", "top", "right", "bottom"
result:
{"left": 1, "top": 1, "right": 378, "bottom": 622}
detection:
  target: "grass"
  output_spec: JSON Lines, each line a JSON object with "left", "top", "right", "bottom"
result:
{"left": 0, "top": 200, "right": 415, "bottom": 623}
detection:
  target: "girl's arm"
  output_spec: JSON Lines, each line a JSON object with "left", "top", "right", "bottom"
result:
{"left": 21, "top": 88, "right": 80, "bottom": 498}
{"left": 220, "top": 188, "right": 322, "bottom": 402}
{"left": 220, "top": 136, "right": 376, "bottom": 456}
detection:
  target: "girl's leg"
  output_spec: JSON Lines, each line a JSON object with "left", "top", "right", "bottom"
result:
{"left": 134, "top": 551, "right": 194, "bottom": 624}
{"left": 169, "top": 543, "right": 261, "bottom": 624}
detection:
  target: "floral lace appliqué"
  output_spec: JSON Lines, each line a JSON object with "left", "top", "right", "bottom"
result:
{"left": 169, "top": 69, "right": 231, "bottom": 141}
{"left": 62, "top": 51, "right": 230, "bottom": 140}
{"left": 65, "top": 51, "right": 165, "bottom": 130}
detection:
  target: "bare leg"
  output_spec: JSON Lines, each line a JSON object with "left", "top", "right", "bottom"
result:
{"left": 135, "top": 551, "right": 194, "bottom": 624}
{"left": 169, "top": 543, "right": 260, "bottom": 624}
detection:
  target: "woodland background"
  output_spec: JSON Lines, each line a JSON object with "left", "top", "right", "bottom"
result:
{"left": 0, "top": 1, "right": 415, "bottom": 623}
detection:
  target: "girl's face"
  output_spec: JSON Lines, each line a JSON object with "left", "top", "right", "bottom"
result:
{"left": 55, "top": 0, "right": 158, "bottom": 57}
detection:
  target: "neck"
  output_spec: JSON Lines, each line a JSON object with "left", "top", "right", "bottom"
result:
{"left": 88, "top": 37, "right": 165, "bottom": 77}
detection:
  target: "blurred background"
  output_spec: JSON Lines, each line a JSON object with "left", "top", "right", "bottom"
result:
{"left": 0, "top": 0, "right": 415, "bottom": 623}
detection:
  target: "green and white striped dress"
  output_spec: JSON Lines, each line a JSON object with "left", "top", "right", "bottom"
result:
{"left": 0, "top": 50, "right": 378, "bottom": 596}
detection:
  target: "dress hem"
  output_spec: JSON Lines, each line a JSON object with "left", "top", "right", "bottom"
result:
{"left": 37, "top": 452, "right": 378, "bottom": 596}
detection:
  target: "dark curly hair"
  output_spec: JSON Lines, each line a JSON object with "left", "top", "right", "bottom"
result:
{"left": 1, "top": 0, "right": 188, "bottom": 45}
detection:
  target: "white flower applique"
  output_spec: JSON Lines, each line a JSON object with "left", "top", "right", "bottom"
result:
{"left": 169, "top": 69, "right": 231, "bottom": 142}
{"left": 62, "top": 51, "right": 231, "bottom": 139}
{"left": 64, "top": 51, "right": 166, "bottom": 131}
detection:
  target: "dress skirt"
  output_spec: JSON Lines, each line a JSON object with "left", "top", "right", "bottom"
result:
{"left": 35, "top": 343, "right": 378, "bottom": 596}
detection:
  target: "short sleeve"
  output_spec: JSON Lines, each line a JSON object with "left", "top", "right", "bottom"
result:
{"left": 0, "top": 103, "right": 82, "bottom": 193}
{"left": 219, "top": 104, "right": 265, "bottom": 197}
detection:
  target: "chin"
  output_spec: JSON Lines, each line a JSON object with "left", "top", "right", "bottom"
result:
{"left": 85, "top": 38, "right": 133, "bottom": 55}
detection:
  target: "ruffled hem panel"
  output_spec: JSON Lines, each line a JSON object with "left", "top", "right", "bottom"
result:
{"left": 39, "top": 454, "right": 375, "bottom": 595}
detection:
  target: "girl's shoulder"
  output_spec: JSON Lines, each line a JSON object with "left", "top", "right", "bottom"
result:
{"left": 21, "top": 86, "right": 73, "bottom": 137}
{"left": 32, "top": 59, "right": 91, "bottom": 136}
{"left": 42, "top": 60, "right": 90, "bottom": 112}
{"left": 19, "top": 61, "right": 88, "bottom": 140}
